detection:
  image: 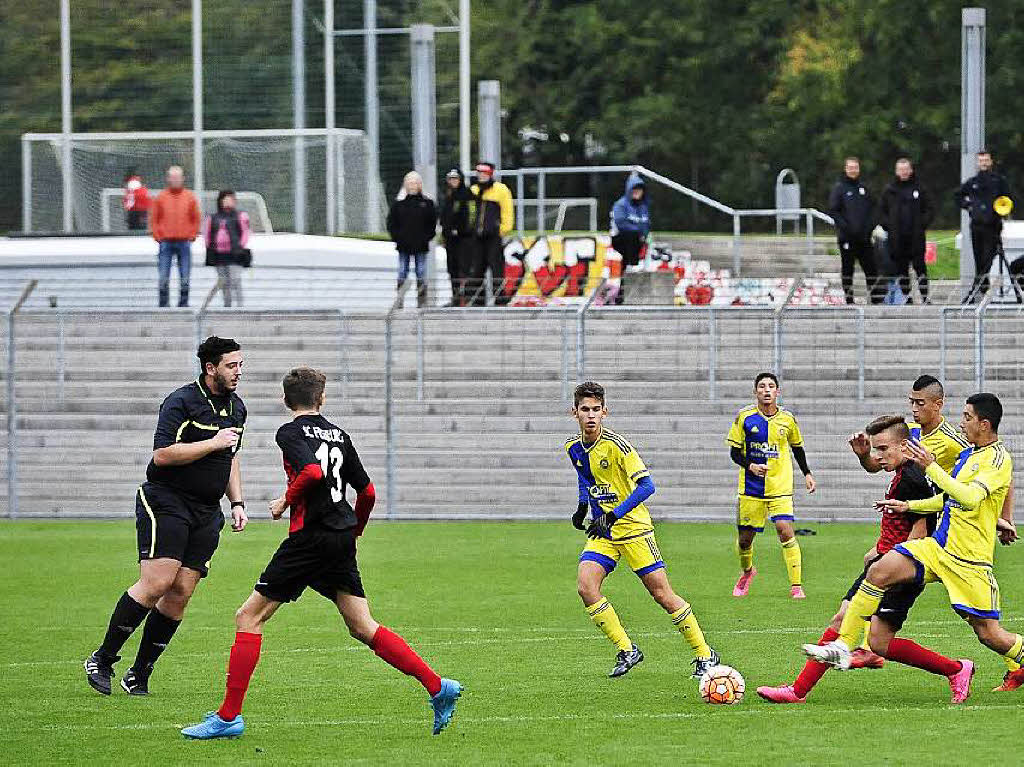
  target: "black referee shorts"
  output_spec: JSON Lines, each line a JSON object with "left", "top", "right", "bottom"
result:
{"left": 135, "top": 482, "right": 225, "bottom": 577}
{"left": 254, "top": 527, "right": 365, "bottom": 604}
{"left": 844, "top": 554, "right": 924, "bottom": 631}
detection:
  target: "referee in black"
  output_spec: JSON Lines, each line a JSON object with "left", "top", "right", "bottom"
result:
{"left": 85, "top": 336, "right": 248, "bottom": 696}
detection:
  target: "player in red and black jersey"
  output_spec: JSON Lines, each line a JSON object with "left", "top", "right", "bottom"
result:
{"left": 181, "top": 367, "right": 462, "bottom": 740}
{"left": 758, "top": 414, "right": 968, "bottom": 703}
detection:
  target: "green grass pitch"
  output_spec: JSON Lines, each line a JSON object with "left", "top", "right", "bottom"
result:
{"left": 2, "top": 520, "right": 1021, "bottom": 765}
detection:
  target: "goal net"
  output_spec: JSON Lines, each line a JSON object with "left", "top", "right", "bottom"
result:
{"left": 22, "top": 129, "right": 381, "bottom": 235}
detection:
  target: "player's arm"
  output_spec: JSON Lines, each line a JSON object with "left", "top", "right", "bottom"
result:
{"left": 151, "top": 395, "right": 238, "bottom": 466}
{"left": 572, "top": 474, "right": 589, "bottom": 531}
{"left": 226, "top": 456, "right": 247, "bottom": 532}
{"left": 998, "top": 480, "right": 1017, "bottom": 545}
{"left": 788, "top": 416, "right": 815, "bottom": 492}
{"left": 849, "top": 431, "right": 882, "bottom": 473}
{"left": 269, "top": 428, "right": 324, "bottom": 519}
{"left": 342, "top": 439, "right": 375, "bottom": 537}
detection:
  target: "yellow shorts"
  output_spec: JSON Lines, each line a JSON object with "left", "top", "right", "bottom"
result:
{"left": 580, "top": 532, "right": 664, "bottom": 576}
{"left": 895, "top": 537, "right": 1001, "bottom": 619}
{"left": 737, "top": 495, "right": 794, "bottom": 532}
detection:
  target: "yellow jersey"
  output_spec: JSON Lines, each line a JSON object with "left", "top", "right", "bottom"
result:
{"left": 928, "top": 441, "right": 1013, "bottom": 566}
{"left": 727, "top": 405, "right": 804, "bottom": 498}
{"left": 565, "top": 428, "right": 653, "bottom": 540}
{"left": 909, "top": 418, "right": 971, "bottom": 474}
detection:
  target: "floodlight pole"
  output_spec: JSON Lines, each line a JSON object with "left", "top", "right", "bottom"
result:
{"left": 365, "top": 0, "right": 381, "bottom": 232}
{"left": 293, "top": 0, "right": 307, "bottom": 233}
{"left": 961, "top": 8, "right": 985, "bottom": 298}
{"left": 459, "top": 0, "right": 471, "bottom": 174}
{"left": 324, "top": 0, "right": 336, "bottom": 234}
{"left": 60, "top": 0, "right": 73, "bottom": 232}
{"left": 192, "top": 0, "right": 204, "bottom": 196}
{"left": 478, "top": 80, "right": 501, "bottom": 170}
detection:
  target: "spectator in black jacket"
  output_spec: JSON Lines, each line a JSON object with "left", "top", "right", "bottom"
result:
{"left": 386, "top": 171, "right": 438, "bottom": 308}
{"left": 829, "top": 157, "right": 883, "bottom": 304}
{"left": 879, "top": 158, "right": 935, "bottom": 304}
{"left": 439, "top": 168, "right": 474, "bottom": 306}
{"left": 956, "top": 150, "right": 1013, "bottom": 303}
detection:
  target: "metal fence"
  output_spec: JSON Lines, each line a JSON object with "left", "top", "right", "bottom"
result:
{"left": 4, "top": 276, "right": 1023, "bottom": 522}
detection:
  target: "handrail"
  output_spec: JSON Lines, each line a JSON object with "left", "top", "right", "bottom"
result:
{"left": 772, "top": 279, "right": 803, "bottom": 377}
{"left": 7, "top": 279, "right": 38, "bottom": 519}
{"left": 576, "top": 278, "right": 608, "bottom": 382}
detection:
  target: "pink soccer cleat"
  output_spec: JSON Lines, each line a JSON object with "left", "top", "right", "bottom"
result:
{"left": 790, "top": 585, "right": 806, "bottom": 600}
{"left": 756, "top": 684, "right": 806, "bottom": 704}
{"left": 948, "top": 659, "right": 975, "bottom": 704}
{"left": 733, "top": 568, "right": 757, "bottom": 597}
{"left": 849, "top": 648, "right": 885, "bottom": 670}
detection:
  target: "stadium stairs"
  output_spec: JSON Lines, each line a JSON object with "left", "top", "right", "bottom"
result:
{"left": 0, "top": 289, "right": 1021, "bottom": 523}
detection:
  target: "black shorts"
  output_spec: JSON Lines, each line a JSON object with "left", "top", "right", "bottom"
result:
{"left": 135, "top": 482, "right": 224, "bottom": 577}
{"left": 254, "top": 527, "right": 364, "bottom": 603}
{"left": 844, "top": 554, "right": 924, "bottom": 631}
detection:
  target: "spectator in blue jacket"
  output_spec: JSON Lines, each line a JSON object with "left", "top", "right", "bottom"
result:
{"left": 609, "top": 172, "right": 651, "bottom": 304}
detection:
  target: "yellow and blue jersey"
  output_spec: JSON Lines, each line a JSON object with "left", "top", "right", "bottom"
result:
{"left": 565, "top": 428, "right": 653, "bottom": 540}
{"left": 909, "top": 418, "right": 971, "bottom": 474}
{"left": 933, "top": 441, "right": 1013, "bottom": 567}
{"left": 727, "top": 405, "right": 804, "bottom": 498}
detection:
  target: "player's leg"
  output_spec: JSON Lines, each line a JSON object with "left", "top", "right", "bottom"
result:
{"left": 773, "top": 510, "right": 804, "bottom": 598}
{"left": 803, "top": 548, "right": 919, "bottom": 668}
{"left": 335, "top": 591, "right": 462, "bottom": 735}
{"left": 734, "top": 497, "right": 763, "bottom": 596}
{"left": 760, "top": 600, "right": 848, "bottom": 703}
{"left": 637, "top": 565, "right": 716, "bottom": 676}
{"left": 969, "top": 616, "right": 1024, "bottom": 691}
{"left": 86, "top": 556, "right": 180, "bottom": 695}
{"left": 181, "top": 591, "right": 281, "bottom": 739}
{"left": 867, "top": 611, "right": 965, "bottom": 692}
{"left": 577, "top": 543, "right": 641, "bottom": 676}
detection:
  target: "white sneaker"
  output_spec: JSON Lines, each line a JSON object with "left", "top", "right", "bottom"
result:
{"left": 802, "top": 640, "right": 852, "bottom": 670}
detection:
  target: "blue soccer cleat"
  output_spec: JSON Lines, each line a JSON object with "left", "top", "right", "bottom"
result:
{"left": 429, "top": 678, "right": 463, "bottom": 735}
{"left": 181, "top": 711, "right": 245, "bottom": 740}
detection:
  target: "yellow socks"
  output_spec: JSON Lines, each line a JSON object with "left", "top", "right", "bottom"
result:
{"left": 838, "top": 581, "right": 884, "bottom": 647}
{"left": 586, "top": 597, "right": 632, "bottom": 652}
{"left": 670, "top": 603, "right": 711, "bottom": 659}
{"left": 781, "top": 537, "right": 802, "bottom": 587}
{"left": 859, "top": 618, "right": 872, "bottom": 650}
{"left": 1004, "top": 634, "right": 1024, "bottom": 669}
{"left": 738, "top": 544, "right": 754, "bottom": 572}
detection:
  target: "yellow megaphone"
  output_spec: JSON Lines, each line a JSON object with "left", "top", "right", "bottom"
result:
{"left": 994, "top": 195, "right": 1013, "bottom": 217}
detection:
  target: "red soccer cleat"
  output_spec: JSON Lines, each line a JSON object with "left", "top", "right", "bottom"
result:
{"left": 756, "top": 684, "right": 806, "bottom": 704}
{"left": 993, "top": 668, "right": 1024, "bottom": 692}
{"left": 733, "top": 568, "right": 757, "bottom": 597}
{"left": 849, "top": 648, "right": 885, "bottom": 670}
{"left": 948, "top": 659, "right": 975, "bottom": 704}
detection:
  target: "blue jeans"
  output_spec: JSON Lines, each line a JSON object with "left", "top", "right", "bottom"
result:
{"left": 158, "top": 240, "right": 192, "bottom": 307}
{"left": 397, "top": 252, "right": 427, "bottom": 283}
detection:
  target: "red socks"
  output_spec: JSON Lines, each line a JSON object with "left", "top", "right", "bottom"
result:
{"left": 371, "top": 626, "right": 442, "bottom": 696}
{"left": 218, "top": 631, "right": 262, "bottom": 721}
{"left": 793, "top": 627, "right": 840, "bottom": 698}
{"left": 885, "top": 638, "right": 962, "bottom": 677}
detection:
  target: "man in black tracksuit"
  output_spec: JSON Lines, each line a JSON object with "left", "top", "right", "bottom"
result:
{"left": 956, "top": 150, "right": 1013, "bottom": 303}
{"left": 879, "top": 158, "right": 935, "bottom": 304}
{"left": 439, "top": 168, "right": 475, "bottom": 306}
{"left": 829, "top": 157, "right": 883, "bottom": 305}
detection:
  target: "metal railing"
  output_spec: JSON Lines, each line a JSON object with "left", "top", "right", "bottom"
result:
{"left": 939, "top": 294, "right": 1024, "bottom": 389}
{"left": 6, "top": 280, "right": 38, "bottom": 519}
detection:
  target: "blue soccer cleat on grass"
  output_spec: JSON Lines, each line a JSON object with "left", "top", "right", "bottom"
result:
{"left": 181, "top": 711, "right": 245, "bottom": 739}
{"left": 430, "top": 678, "right": 463, "bottom": 735}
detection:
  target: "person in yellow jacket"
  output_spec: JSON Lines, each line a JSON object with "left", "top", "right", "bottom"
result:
{"left": 469, "top": 162, "right": 514, "bottom": 306}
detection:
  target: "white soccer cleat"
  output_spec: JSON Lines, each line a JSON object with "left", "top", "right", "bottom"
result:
{"left": 802, "top": 640, "right": 852, "bottom": 670}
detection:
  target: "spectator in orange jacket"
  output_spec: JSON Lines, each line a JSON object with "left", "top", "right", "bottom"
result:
{"left": 122, "top": 169, "right": 150, "bottom": 231}
{"left": 151, "top": 165, "right": 201, "bottom": 307}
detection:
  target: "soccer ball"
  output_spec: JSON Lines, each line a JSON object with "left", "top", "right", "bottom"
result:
{"left": 699, "top": 665, "right": 745, "bottom": 705}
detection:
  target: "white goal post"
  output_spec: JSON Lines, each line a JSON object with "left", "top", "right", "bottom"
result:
{"left": 99, "top": 188, "right": 274, "bottom": 234}
{"left": 22, "top": 128, "right": 378, "bottom": 236}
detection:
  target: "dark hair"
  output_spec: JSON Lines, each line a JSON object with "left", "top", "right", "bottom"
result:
{"left": 912, "top": 375, "right": 943, "bottom": 397}
{"left": 197, "top": 336, "right": 241, "bottom": 374}
{"left": 216, "top": 189, "right": 236, "bottom": 211}
{"left": 978, "top": 149, "right": 992, "bottom": 156}
{"left": 283, "top": 367, "right": 327, "bottom": 410}
{"left": 865, "top": 414, "right": 910, "bottom": 439}
{"left": 574, "top": 381, "right": 605, "bottom": 408}
{"left": 754, "top": 372, "right": 779, "bottom": 388}
{"left": 966, "top": 392, "right": 1002, "bottom": 432}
